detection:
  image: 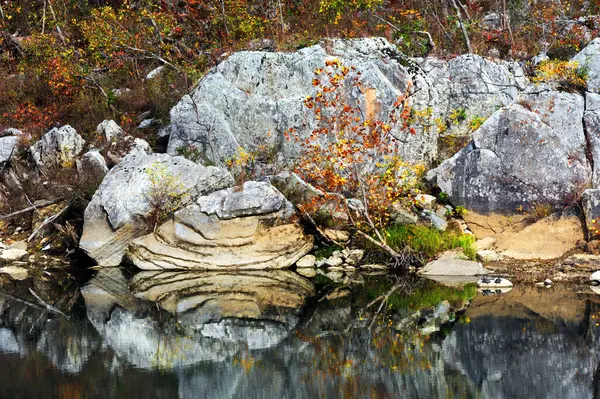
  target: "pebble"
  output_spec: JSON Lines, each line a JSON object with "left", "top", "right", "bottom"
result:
{"left": 0, "top": 248, "right": 28, "bottom": 263}
{"left": 296, "top": 267, "right": 316, "bottom": 278}
{"left": 0, "top": 266, "right": 29, "bottom": 281}
{"left": 325, "top": 257, "right": 344, "bottom": 267}
{"left": 296, "top": 255, "right": 316, "bottom": 268}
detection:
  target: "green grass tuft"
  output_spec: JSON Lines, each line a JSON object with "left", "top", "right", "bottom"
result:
{"left": 385, "top": 224, "right": 476, "bottom": 260}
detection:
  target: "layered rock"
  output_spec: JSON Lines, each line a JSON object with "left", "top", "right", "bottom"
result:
{"left": 131, "top": 269, "right": 314, "bottom": 347}
{"left": 79, "top": 153, "right": 233, "bottom": 266}
{"left": 433, "top": 88, "right": 591, "bottom": 213}
{"left": 128, "top": 181, "right": 313, "bottom": 270}
{"left": 165, "top": 37, "right": 526, "bottom": 166}
{"left": 29, "top": 125, "right": 85, "bottom": 169}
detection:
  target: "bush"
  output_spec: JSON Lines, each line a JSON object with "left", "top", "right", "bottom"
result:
{"left": 532, "top": 60, "right": 588, "bottom": 90}
{"left": 145, "top": 161, "right": 190, "bottom": 230}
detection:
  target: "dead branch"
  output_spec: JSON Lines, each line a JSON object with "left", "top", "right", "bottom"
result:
{"left": 370, "top": 13, "right": 436, "bottom": 50}
{"left": 27, "top": 204, "right": 69, "bottom": 242}
{"left": 29, "top": 288, "right": 69, "bottom": 318}
{"left": 0, "top": 197, "right": 64, "bottom": 221}
{"left": 451, "top": 0, "right": 473, "bottom": 53}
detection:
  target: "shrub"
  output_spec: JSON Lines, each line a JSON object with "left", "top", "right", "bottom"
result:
{"left": 145, "top": 161, "right": 190, "bottom": 230}
{"left": 287, "top": 60, "right": 426, "bottom": 258}
{"left": 532, "top": 60, "right": 588, "bottom": 90}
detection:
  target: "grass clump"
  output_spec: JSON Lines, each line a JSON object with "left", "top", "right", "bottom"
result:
{"left": 364, "top": 278, "right": 477, "bottom": 311}
{"left": 385, "top": 224, "right": 476, "bottom": 260}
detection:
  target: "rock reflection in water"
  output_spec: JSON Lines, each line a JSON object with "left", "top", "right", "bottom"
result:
{"left": 81, "top": 268, "right": 315, "bottom": 369}
{"left": 3, "top": 277, "right": 600, "bottom": 398}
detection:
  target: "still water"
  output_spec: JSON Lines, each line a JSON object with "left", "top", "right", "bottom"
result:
{"left": 0, "top": 268, "right": 599, "bottom": 399}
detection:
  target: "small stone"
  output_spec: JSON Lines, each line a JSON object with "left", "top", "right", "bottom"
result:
{"left": 350, "top": 273, "right": 365, "bottom": 284}
{"left": 475, "top": 237, "right": 497, "bottom": 251}
{"left": 323, "top": 229, "right": 350, "bottom": 242}
{"left": 391, "top": 203, "right": 418, "bottom": 225}
{"left": 296, "top": 268, "right": 316, "bottom": 278}
{"left": 325, "top": 271, "right": 344, "bottom": 283}
{"left": 296, "top": 254, "right": 316, "bottom": 268}
{"left": 332, "top": 250, "right": 342, "bottom": 258}
{"left": 422, "top": 210, "right": 447, "bottom": 231}
{"left": 348, "top": 249, "right": 364, "bottom": 263}
{"left": 477, "top": 249, "right": 500, "bottom": 262}
{"left": 325, "top": 257, "right": 344, "bottom": 267}
{"left": 344, "top": 265, "right": 356, "bottom": 272}
{"left": 9, "top": 240, "right": 27, "bottom": 250}
{"left": 0, "top": 266, "right": 29, "bottom": 281}
{"left": 326, "top": 266, "right": 345, "bottom": 272}
{"left": 415, "top": 194, "right": 436, "bottom": 210}
{"left": 476, "top": 277, "right": 513, "bottom": 288}
{"left": 360, "top": 263, "right": 387, "bottom": 271}
{"left": 0, "top": 248, "right": 28, "bottom": 263}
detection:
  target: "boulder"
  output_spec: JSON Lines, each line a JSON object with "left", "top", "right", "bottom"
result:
{"left": 79, "top": 153, "right": 233, "bottom": 266}
{"left": 30, "top": 125, "right": 85, "bottom": 169}
{"left": 418, "top": 251, "right": 489, "bottom": 276}
{"left": 0, "top": 266, "right": 29, "bottom": 280}
{"left": 572, "top": 38, "right": 600, "bottom": 93}
{"left": 433, "top": 88, "right": 591, "bottom": 213}
{"left": 128, "top": 181, "right": 313, "bottom": 270}
{"left": 269, "top": 171, "right": 323, "bottom": 206}
{"left": 77, "top": 150, "right": 108, "bottom": 185}
{"left": 582, "top": 188, "right": 600, "bottom": 239}
{"left": 96, "top": 120, "right": 124, "bottom": 141}
{"left": 391, "top": 203, "right": 418, "bottom": 225}
{"left": 0, "top": 129, "right": 20, "bottom": 164}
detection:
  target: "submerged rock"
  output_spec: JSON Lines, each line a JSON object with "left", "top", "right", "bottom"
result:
{"left": 79, "top": 153, "right": 233, "bottom": 266}
{"left": 128, "top": 181, "right": 313, "bottom": 270}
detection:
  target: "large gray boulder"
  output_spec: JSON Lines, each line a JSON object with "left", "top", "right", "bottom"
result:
{"left": 433, "top": 88, "right": 591, "bottom": 213}
{"left": 165, "top": 38, "right": 527, "bottom": 167}
{"left": 29, "top": 125, "right": 85, "bottom": 169}
{"left": 572, "top": 38, "right": 600, "bottom": 93}
{"left": 79, "top": 152, "right": 233, "bottom": 266}
{"left": 128, "top": 181, "right": 312, "bottom": 270}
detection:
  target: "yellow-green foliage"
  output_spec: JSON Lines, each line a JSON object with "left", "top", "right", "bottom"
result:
{"left": 533, "top": 60, "right": 588, "bottom": 88}
{"left": 145, "top": 161, "right": 189, "bottom": 229}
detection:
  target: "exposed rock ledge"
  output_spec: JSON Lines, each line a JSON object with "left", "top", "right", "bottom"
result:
{"left": 128, "top": 181, "right": 314, "bottom": 270}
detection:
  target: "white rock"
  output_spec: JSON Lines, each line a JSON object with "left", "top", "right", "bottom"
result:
{"left": 0, "top": 249, "right": 28, "bottom": 263}
{"left": 476, "top": 277, "right": 513, "bottom": 288}
{"left": 296, "top": 268, "right": 316, "bottom": 278}
{"left": 296, "top": 255, "right": 316, "bottom": 268}
{"left": 97, "top": 120, "right": 124, "bottom": 141}
{"left": 324, "top": 257, "right": 344, "bottom": 267}
{"left": 477, "top": 249, "right": 500, "bottom": 262}
{"left": 591, "top": 270, "right": 600, "bottom": 283}
{"left": 0, "top": 266, "right": 29, "bottom": 280}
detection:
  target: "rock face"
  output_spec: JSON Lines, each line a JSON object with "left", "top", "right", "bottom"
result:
{"left": 30, "top": 125, "right": 85, "bottom": 169}
{"left": 128, "top": 181, "right": 313, "bottom": 270}
{"left": 433, "top": 88, "right": 591, "bottom": 213}
{"left": 79, "top": 153, "right": 233, "bottom": 266}
{"left": 165, "top": 38, "right": 526, "bottom": 166}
